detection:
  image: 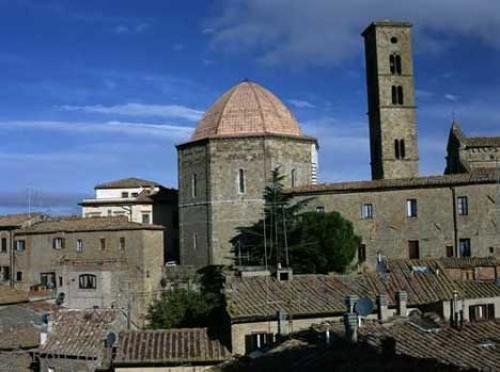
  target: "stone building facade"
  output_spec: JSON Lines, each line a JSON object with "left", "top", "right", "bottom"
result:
{"left": 10, "top": 216, "right": 164, "bottom": 325}
{"left": 178, "top": 81, "right": 318, "bottom": 267}
{"left": 445, "top": 121, "right": 500, "bottom": 174}
{"left": 176, "top": 21, "right": 498, "bottom": 269}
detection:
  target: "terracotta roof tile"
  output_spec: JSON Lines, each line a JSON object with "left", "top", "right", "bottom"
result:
{"left": 0, "top": 213, "right": 43, "bottom": 228}
{"left": 289, "top": 169, "right": 497, "bottom": 194}
{"left": 114, "top": 328, "right": 231, "bottom": 365}
{"left": 439, "top": 256, "right": 498, "bottom": 269}
{"left": 95, "top": 177, "right": 161, "bottom": 189}
{"left": 190, "top": 81, "right": 304, "bottom": 142}
{"left": 16, "top": 216, "right": 163, "bottom": 234}
{"left": 225, "top": 259, "right": 500, "bottom": 321}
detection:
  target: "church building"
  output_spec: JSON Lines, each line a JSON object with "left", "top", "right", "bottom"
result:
{"left": 178, "top": 21, "right": 499, "bottom": 268}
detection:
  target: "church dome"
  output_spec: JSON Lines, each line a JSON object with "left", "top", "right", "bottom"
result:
{"left": 191, "top": 80, "right": 303, "bottom": 141}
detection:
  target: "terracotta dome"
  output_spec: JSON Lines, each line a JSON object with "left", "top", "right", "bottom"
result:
{"left": 191, "top": 80, "right": 302, "bottom": 141}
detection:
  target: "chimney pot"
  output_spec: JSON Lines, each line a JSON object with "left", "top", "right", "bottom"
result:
{"left": 345, "top": 295, "right": 359, "bottom": 312}
{"left": 343, "top": 312, "right": 358, "bottom": 343}
{"left": 377, "top": 294, "right": 390, "bottom": 321}
{"left": 396, "top": 290, "right": 408, "bottom": 317}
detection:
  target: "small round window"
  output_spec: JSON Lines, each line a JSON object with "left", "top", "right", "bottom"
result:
{"left": 390, "top": 36, "right": 398, "bottom": 44}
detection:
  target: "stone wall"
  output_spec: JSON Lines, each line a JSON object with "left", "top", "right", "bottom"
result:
{"left": 293, "top": 182, "right": 499, "bottom": 266}
{"left": 178, "top": 135, "right": 316, "bottom": 267}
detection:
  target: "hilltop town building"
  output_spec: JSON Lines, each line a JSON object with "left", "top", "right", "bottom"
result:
{"left": 178, "top": 21, "right": 499, "bottom": 268}
{"left": 80, "top": 177, "right": 179, "bottom": 262}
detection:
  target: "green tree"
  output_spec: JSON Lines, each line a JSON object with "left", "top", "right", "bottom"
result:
{"left": 232, "top": 167, "right": 360, "bottom": 274}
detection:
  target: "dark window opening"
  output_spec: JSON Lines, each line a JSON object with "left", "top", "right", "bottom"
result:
{"left": 100, "top": 238, "right": 106, "bottom": 251}
{"left": 397, "top": 86, "right": 404, "bottom": 104}
{"left": 79, "top": 274, "right": 97, "bottom": 289}
{"left": 1, "top": 266, "right": 10, "bottom": 281}
{"left": 391, "top": 86, "right": 397, "bottom": 104}
{"left": 390, "top": 36, "right": 398, "bottom": 44}
{"left": 142, "top": 213, "right": 151, "bottom": 224}
{"left": 59, "top": 276, "right": 63, "bottom": 287}
{"left": 390, "top": 55, "right": 395, "bottom": 74}
{"left": 395, "top": 55, "right": 402, "bottom": 74}
{"left": 358, "top": 244, "right": 367, "bottom": 263}
{"left": 121, "top": 192, "right": 129, "bottom": 198}
{"left": 245, "top": 333, "right": 273, "bottom": 354}
{"left": 446, "top": 245, "right": 454, "bottom": 258}
{"left": 53, "top": 237, "right": 65, "bottom": 250}
{"left": 390, "top": 54, "right": 402, "bottom": 75}
{"left": 40, "top": 272, "right": 56, "bottom": 289}
{"left": 408, "top": 240, "right": 420, "bottom": 259}
{"left": 457, "top": 196, "right": 468, "bottom": 216}
{"left": 16, "top": 271, "right": 22, "bottom": 281}
{"left": 238, "top": 169, "right": 245, "bottom": 194}
{"left": 1, "top": 237, "right": 7, "bottom": 253}
{"left": 394, "top": 139, "right": 400, "bottom": 159}
{"left": 406, "top": 199, "right": 417, "bottom": 218}
{"left": 316, "top": 206, "right": 325, "bottom": 213}
{"left": 400, "top": 139, "right": 405, "bottom": 158}
{"left": 191, "top": 173, "right": 198, "bottom": 198}
{"left": 120, "top": 237, "right": 126, "bottom": 251}
{"left": 459, "top": 239, "right": 471, "bottom": 257}
{"left": 469, "top": 304, "right": 495, "bottom": 322}
{"left": 15, "top": 240, "right": 25, "bottom": 252}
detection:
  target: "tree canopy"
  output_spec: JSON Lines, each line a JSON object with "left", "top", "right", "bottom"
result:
{"left": 232, "top": 167, "right": 360, "bottom": 274}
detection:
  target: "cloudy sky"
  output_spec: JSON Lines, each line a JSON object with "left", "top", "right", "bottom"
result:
{"left": 1, "top": 0, "right": 499, "bottom": 214}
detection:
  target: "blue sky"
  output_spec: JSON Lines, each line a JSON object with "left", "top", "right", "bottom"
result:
{"left": 1, "top": 0, "right": 499, "bottom": 214}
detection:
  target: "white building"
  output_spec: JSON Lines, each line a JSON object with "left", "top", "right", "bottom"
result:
{"left": 80, "top": 177, "right": 179, "bottom": 262}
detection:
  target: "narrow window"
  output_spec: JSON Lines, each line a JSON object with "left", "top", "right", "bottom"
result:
{"left": 446, "top": 245, "right": 454, "bottom": 258}
{"left": 1, "top": 266, "right": 10, "bottom": 281}
{"left": 0, "top": 237, "right": 6, "bottom": 253}
{"left": 238, "top": 169, "right": 245, "bottom": 194}
{"left": 131, "top": 192, "right": 139, "bottom": 197}
{"left": 408, "top": 240, "right": 420, "bottom": 259}
{"left": 394, "top": 139, "right": 400, "bottom": 159}
{"left": 107, "top": 209, "right": 112, "bottom": 216}
{"left": 395, "top": 55, "right": 402, "bottom": 74}
{"left": 399, "top": 139, "right": 406, "bottom": 159}
{"left": 15, "top": 240, "right": 25, "bottom": 252}
{"left": 16, "top": 271, "right": 22, "bottom": 281}
{"left": 53, "top": 237, "right": 65, "bottom": 250}
{"left": 406, "top": 199, "right": 417, "bottom": 218}
{"left": 79, "top": 274, "right": 97, "bottom": 289}
{"left": 100, "top": 238, "right": 106, "bottom": 251}
{"left": 361, "top": 203, "right": 374, "bottom": 219}
{"left": 142, "top": 213, "right": 151, "bottom": 224}
{"left": 459, "top": 238, "right": 471, "bottom": 257}
{"left": 76, "top": 239, "right": 83, "bottom": 253}
{"left": 59, "top": 276, "right": 63, "bottom": 287}
{"left": 191, "top": 173, "right": 198, "bottom": 198}
{"left": 358, "top": 244, "right": 366, "bottom": 263}
{"left": 457, "top": 196, "right": 468, "bottom": 216}
{"left": 120, "top": 237, "right": 126, "bottom": 251}
{"left": 316, "top": 206, "right": 325, "bottom": 213}
{"left": 193, "top": 233, "right": 198, "bottom": 250}
{"left": 121, "top": 192, "right": 129, "bottom": 198}
{"left": 291, "top": 169, "right": 297, "bottom": 188}
{"left": 397, "top": 86, "right": 404, "bottom": 104}
{"left": 389, "top": 55, "right": 396, "bottom": 74}
{"left": 391, "top": 86, "right": 397, "bottom": 104}
{"left": 245, "top": 333, "right": 273, "bottom": 353}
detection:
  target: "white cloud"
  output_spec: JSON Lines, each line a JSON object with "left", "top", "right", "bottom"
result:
{"left": 287, "top": 99, "right": 315, "bottom": 109}
{"left": 444, "top": 94, "right": 459, "bottom": 102}
{"left": 207, "top": 0, "right": 500, "bottom": 66}
{"left": 0, "top": 120, "right": 194, "bottom": 140}
{"left": 59, "top": 103, "right": 204, "bottom": 121}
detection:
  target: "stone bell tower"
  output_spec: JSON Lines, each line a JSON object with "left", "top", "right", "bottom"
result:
{"left": 362, "top": 21, "right": 419, "bottom": 180}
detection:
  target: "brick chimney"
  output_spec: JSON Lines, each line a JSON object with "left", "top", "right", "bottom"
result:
{"left": 396, "top": 291, "right": 408, "bottom": 317}
{"left": 343, "top": 312, "right": 358, "bottom": 343}
{"left": 377, "top": 294, "right": 390, "bottom": 321}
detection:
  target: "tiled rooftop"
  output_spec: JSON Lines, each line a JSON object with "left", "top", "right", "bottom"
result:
{"left": 95, "top": 177, "right": 161, "bottom": 189}
{"left": 288, "top": 169, "right": 497, "bottom": 194}
{"left": 16, "top": 216, "right": 164, "bottom": 234}
{"left": 114, "top": 328, "right": 231, "bottom": 366}
{"left": 225, "top": 259, "right": 500, "bottom": 321}
{"left": 39, "top": 309, "right": 125, "bottom": 358}
{"left": 190, "top": 81, "right": 304, "bottom": 142}
{"left": 0, "top": 213, "right": 42, "bottom": 228}
{"left": 438, "top": 256, "right": 498, "bottom": 269}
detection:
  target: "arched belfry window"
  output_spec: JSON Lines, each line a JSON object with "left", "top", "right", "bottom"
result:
{"left": 400, "top": 139, "right": 406, "bottom": 159}
{"left": 392, "top": 86, "right": 404, "bottom": 105}
{"left": 397, "top": 86, "right": 404, "bottom": 104}
{"left": 238, "top": 169, "right": 245, "bottom": 194}
{"left": 390, "top": 54, "right": 402, "bottom": 75}
{"left": 394, "top": 139, "right": 400, "bottom": 159}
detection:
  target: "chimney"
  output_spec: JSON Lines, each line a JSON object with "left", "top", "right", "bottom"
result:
{"left": 276, "top": 266, "right": 293, "bottom": 282}
{"left": 277, "top": 310, "right": 288, "bottom": 336}
{"left": 345, "top": 295, "right": 359, "bottom": 313}
{"left": 396, "top": 291, "right": 408, "bottom": 317}
{"left": 343, "top": 312, "right": 358, "bottom": 343}
{"left": 377, "top": 294, "right": 390, "bottom": 321}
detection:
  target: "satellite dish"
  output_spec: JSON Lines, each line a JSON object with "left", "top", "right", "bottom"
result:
{"left": 354, "top": 297, "right": 374, "bottom": 316}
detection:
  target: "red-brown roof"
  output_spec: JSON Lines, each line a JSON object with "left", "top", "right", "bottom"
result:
{"left": 95, "top": 177, "right": 161, "bottom": 189}
{"left": 0, "top": 213, "right": 43, "bottom": 228}
{"left": 114, "top": 328, "right": 231, "bottom": 366}
{"left": 190, "top": 81, "right": 304, "bottom": 142}
{"left": 225, "top": 259, "right": 500, "bottom": 321}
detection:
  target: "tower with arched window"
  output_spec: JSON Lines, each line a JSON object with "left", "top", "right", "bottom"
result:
{"left": 362, "top": 21, "right": 419, "bottom": 179}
